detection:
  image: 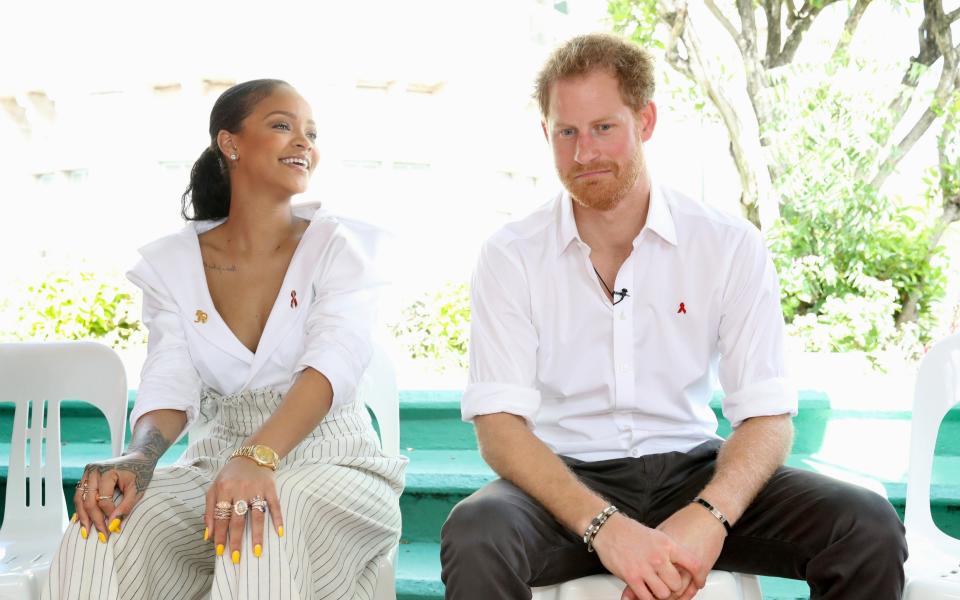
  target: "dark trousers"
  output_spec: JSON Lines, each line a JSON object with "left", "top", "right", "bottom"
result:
{"left": 440, "top": 440, "right": 907, "bottom": 600}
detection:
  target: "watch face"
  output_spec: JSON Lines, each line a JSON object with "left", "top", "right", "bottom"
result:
{"left": 253, "top": 446, "right": 274, "bottom": 463}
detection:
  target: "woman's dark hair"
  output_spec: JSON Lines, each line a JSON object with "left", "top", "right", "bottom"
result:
{"left": 181, "top": 79, "right": 290, "bottom": 220}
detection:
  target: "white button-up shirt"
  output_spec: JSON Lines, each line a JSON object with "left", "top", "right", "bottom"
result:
{"left": 126, "top": 203, "right": 378, "bottom": 440}
{"left": 462, "top": 184, "right": 797, "bottom": 461}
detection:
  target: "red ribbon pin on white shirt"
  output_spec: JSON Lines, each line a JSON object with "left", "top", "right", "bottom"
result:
{"left": 290, "top": 290, "right": 298, "bottom": 308}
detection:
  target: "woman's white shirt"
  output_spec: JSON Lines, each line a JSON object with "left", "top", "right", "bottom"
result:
{"left": 126, "top": 203, "right": 377, "bottom": 440}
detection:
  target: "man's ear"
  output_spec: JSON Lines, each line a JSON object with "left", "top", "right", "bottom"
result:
{"left": 638, "top": 101, "right": 657, "bottom": 142}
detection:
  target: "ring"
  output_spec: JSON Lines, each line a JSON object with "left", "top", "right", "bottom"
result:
{"left": 234, "top": 500, "right": 248, "bottom": 516}
{"left": 81, "top": 491, "right": 88, "bottom": 501}
{"left": 214, "top": 500, "right": 232, "bottom": 520}
{"left": 97, "top": 495, "right": 113, "bottom": 501}
{"left": 250, "top": 496, "right": 267, "bottom": 513}
{"left": 76, "top": 480, "right": 88, "bottom": 490}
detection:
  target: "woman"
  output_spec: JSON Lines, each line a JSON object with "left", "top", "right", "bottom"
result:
{"left": 45, "top": 79, "right": 406, "bottom": 599}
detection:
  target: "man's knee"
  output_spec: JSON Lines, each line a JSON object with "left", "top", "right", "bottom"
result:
{"left": 441, "top": 491, "right": 521, "bottom": 554}
{"left": 829, "top": 484, "right": 907, "bottom": 562}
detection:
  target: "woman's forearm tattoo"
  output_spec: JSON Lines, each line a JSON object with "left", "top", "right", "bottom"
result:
{"left": 95, "top": 426, "right": 172, "bottom": 494}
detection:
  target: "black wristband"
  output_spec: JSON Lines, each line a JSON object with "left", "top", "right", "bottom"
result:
{"left": 692, "top": 496, "right": 732, "bottom": 534}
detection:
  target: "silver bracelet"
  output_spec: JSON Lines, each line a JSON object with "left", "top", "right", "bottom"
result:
{"left": 582, "top": 504, "right": 619, "bottom": 553}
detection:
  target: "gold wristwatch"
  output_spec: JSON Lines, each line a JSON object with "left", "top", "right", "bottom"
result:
{"left": 230, "top": 444, "right": 280, "bottom": 470}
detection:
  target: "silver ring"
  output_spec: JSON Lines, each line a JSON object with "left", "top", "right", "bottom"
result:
{"left": 97, "top": 495, "right": 112, "bottom": 501}
{"left": 234, "top": 500, "right": 248, "bottom": 516}
{"left": 250, "top": 496, "right": 267, "bottom": 513}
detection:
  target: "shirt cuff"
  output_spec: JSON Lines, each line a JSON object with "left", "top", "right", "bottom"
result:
{"left": 461, "top": 382, "right": 542, "bottom": 428}
{"left": 721, "top": 377, "right": 798, "bottom": 429}
{"left": 297, "top": 348, "right": 360, "bottom": 410}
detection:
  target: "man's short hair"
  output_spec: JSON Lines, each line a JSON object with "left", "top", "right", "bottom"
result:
{"left": 534, "top": 33, "right": 656, "bottom": 119}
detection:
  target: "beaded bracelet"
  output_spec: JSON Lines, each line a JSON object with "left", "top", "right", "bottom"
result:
{"left": 582, "top": 504, "right": 619, "bottom": 553}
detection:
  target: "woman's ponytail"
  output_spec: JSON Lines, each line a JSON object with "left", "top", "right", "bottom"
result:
{"left": 181, "top": 147, "right": 230, "bottom": 220}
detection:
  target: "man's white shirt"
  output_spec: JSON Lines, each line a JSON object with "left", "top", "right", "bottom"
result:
{"left": 462, "top": 183, "right": 797, "bottom": 461}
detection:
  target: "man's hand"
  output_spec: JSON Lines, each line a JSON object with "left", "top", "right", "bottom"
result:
{"left": 654, "top": 503, "right": 728, "bottom": 600}
{"left": 591, "top": 512, "right": 706, "bottom": 600}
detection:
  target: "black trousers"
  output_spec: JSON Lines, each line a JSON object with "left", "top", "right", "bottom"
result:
{"left": 440, "top": 440, "right": 907, "bottom": 599}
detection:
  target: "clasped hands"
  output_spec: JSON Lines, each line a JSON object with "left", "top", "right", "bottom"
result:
{"left": 592, "top": 504, "right": 727, "bottom": 600}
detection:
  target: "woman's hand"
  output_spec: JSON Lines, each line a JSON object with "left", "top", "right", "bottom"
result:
{"left": 205, "top": 457, "right": 284, "bottom": 563}
{"left": 75, "top": 451, "right": 158, "bottom": 543}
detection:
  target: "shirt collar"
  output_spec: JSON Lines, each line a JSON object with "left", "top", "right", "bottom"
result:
{"left": 642, "top": 182, "right": 678, "bottom": 247}
{"left": 555, "top": 182, "right": 678, "bottom": 256}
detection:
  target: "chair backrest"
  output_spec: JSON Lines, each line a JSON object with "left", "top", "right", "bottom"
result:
{"left": 905, "top": 332, "right": 960, "bottom": 555}
{"left": 0, "top": 341, "right": 127, "bottom": 540}
{"left": 357, "top": 343, "right": 400, "bottom": 457}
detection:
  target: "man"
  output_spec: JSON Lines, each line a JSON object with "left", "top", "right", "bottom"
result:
{"left": 440, "top": 33, "right": 906, "bottom": 600}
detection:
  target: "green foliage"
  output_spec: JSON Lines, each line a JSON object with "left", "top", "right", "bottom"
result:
{"left": 608, "top": 0, "right": 661, "bottom": 49}
{"left": 768, "top": 67, "right": 947, "bottom": 357}
{"left": 1, "top": 270, "right": 145, "bottom": 349}
{"left": 391, "top": 281, "right": 470, "bottom": 372}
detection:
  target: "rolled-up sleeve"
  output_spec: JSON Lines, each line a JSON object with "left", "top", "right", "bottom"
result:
{"left": 126, "top": 260, "right": 203, "bottom": 442}
{"left": 717, "top": 227, "right": 797, "bottom": 428}
{"left": 295, "top": 231, "right": 375, "bottom": 409}
{"left": 461, "top": 237, "right": 541, "bottom": 426}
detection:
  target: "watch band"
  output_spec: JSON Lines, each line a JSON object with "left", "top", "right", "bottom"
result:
{"left": 230, "top": 445, "right": 279, "bottom": 470}
{"left": 692, "top": 496, "right": 732, "bottom": 534}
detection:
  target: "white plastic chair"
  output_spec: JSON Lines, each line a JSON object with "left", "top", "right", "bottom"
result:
{"left": 531, "top": 570, "right": 762, "bottom": 600}
{"left": 904, "top": 333, "right": 960, "bottom": 599}
{"left": 0, "top": 341, "right": 127, "bottom": 600}
{"left": 356, "top": 342, "right": 401, "bottom": 600}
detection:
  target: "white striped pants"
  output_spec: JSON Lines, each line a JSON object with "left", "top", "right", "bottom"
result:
{"left": 44, "top": 388, "right": 407, "bottom": 600}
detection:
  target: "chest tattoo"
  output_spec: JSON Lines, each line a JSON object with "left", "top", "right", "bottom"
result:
{"left": 203, "top": 261, "right": 238, "bottom": 273}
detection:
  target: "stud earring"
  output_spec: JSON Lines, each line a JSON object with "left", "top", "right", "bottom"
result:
{"left": 230, "top": 153, "right": 238, "bottom": 161}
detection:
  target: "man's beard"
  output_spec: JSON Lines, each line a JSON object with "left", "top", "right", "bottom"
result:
{"left": 560, "top": 153, "right": 642, "bottom": 212}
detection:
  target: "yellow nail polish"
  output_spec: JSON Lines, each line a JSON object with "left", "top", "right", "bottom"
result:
{"left": 108, "top": 518, "right": 121, "bottom": 533}
{"left": 80, "top": 527, "right": 88, "bottom": 540}
{"left": 254, "top": 544, "right": 262, "bottom": 558}
{"left": 203, "top": 527, "right": 209, "bottom": 541}
{"left": 231, "top": 550, "right": 240, "bottom": 564}
{"left": 98, "top": 531, "right": 107, "bottom": 544}
{"left": 71, "top": 513, "right": 78, "bottom": 523}
{"left": 277, "top": 525, "right": 284, "bottom": 537}
{"left": 216, "top": 544, "right": 224, "bottom": 556}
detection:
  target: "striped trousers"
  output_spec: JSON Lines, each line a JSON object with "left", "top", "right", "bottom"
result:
{"left": 44, "top": 388, "right": 407, "bottom": 600}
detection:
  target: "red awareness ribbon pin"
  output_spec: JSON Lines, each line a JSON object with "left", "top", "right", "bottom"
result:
{"left": 290, "top": 290, "right": 298, "bottom": 308}
{"left": 677, "top": 302, "right": 687, "bottom": 314}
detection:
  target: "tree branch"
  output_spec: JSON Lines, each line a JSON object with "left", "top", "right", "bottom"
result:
{"left": 872, "top": 0, "right": 960, "bottom": 189}
{"left": 831, "top": 0, "right": 873, "bottom": 62}
{"left": 704, "top": 0, "right": 743, "bottom": 50}
{"left": 770, "top": 1, "right": 841, "bottom": 67}
{"left": 764, "top": 0, "right": 783, "bottom": 66}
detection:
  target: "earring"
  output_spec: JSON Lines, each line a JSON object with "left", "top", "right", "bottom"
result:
{"left": 230, "top": 153, "right": 238, "bottom": 161}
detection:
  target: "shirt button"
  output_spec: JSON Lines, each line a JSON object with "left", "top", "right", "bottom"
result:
{"left": 619, "top": 312, "right": 626, "bottom": 320}
{"left": 630, "top": 448, "right": 641, "bottom": 458}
